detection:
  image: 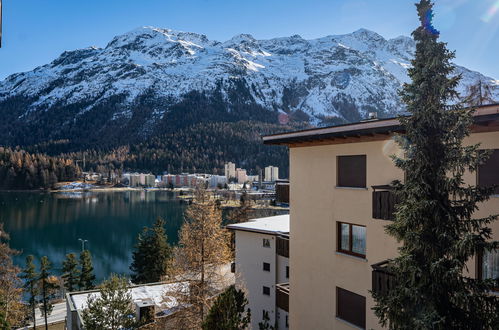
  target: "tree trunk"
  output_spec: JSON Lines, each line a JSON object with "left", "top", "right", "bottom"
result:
{"left": 43, "top": 282, "right": 48, "bottom": 330}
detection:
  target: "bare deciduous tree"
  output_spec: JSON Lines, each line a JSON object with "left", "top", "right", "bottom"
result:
{"left": 169, "top": 187, "right": 232, "bottom": 329}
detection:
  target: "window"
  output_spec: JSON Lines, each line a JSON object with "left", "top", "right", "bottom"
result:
{"left": 263, "top": 262, "right": 270, "bottom": 271}
{"left": 263, "top": 286, "right": 270, "bottom": 295}
{"left": 338, "top": 222, "right": 366, "bottom": 258}
{"left": 336, "top": 287, "right": 366, "bottom": 329}
{"left": 478, "top": 249, "right": 499, "bottom": 291}
{"left": 478, "top": 149, "right": 499, "bottom": 194}
{"left": 337, "top": 155, "right": 367, "bottom": 188}
{"left": 285, "top": 315, "right": 289, "bottom": 328}
{"left": 286, "top": 266, "right": 289, "bottom": 279}
{"left": 263, "top": 238, "right": 271, "bottom": 248}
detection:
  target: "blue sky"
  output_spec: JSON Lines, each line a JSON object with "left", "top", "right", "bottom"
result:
{"left": 1, "top": 0, "right": 499, "bottom": 80}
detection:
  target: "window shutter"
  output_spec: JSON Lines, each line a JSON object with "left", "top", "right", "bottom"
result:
{"left": 337, "top": 155, "right": 366, "bottom": 188}
{"left": 478, "top": 149, "right": 499, "bottom": 194}
{"left": 337, "top": 287, "right": 366, "bottom": 329}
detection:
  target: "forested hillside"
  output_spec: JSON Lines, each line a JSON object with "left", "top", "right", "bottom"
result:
{"left": 0, "top": 147, "right": 80, "bottom": 189}
{"left": 25, "top": 121, "right": 297, "bottom": 179}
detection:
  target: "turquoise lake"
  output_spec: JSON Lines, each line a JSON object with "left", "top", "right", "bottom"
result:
{"left": 0, "top": 190, "right": 186, "bottom": 281}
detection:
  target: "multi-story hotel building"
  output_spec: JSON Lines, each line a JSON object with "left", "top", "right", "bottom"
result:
{"left": 227, "top": 215, "right": 290, "bottom": 330}
{"left": 263, "top": 104, "right": 499, "bottom": 329}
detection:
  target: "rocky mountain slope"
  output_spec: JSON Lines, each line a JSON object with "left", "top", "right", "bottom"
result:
{"left": 0, "top": 27, "right": 497, "bottom": 147}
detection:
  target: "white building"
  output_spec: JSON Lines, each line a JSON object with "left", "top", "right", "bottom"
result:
{"left": 247, "top": 175, "right": 259, "bottom": 182}
{"left": 227, "top": 215, "right": 290, "bottom": 329}
{"left": 236, "top": 168, "right": 247, "bottom": 184}
{"left": 265, "top": 166, "right": 279, "bottom": 182}
{"left": 66, "top": 282, "right": 189, "bottom": 330}
{"left": 210, "top": 175, "right": 228, "bottom": 188}
{"left": 224, "top": 162, "right": 236, "bottom": 179}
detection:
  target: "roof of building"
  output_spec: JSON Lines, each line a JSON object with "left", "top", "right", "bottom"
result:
{"left": 68, "top": 281, "right": 189, "bottom": 316}
{"left": 263, "top": 104, "right": 499, "bottom": 146}
{"left": 226, "top": 214, "right": 289, "bottom": 235}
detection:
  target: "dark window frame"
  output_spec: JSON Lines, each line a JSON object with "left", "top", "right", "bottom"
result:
{"left": 263, "top": 286, "right": 271, "bottom": 295}
{"left": 337, "top": 155, "right": 367, "bottom": 188}
{"left": 336, "top": 287, "right": 366, "bottom": 329}
{"left": 286, "top": 266, "right": 289, "bottom": 279}
{"left": 263, "top": 262, "right": 270, "bottom": 272}
{"left": 337, "top": 222, "right": 366, "bottom": 258}
{"left": 477, "top": 149, "right": 499, "bottom": 195}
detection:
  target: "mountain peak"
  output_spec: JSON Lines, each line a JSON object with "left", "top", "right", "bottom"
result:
{"left": 0, "top": 26, "right": 497, "bottom": 147}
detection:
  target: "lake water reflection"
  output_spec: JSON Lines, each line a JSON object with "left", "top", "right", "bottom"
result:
{"left": 0, "top": 190, "right": 186, "bottom": 281}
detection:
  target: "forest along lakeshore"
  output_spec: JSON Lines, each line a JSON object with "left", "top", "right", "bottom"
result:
{"left": 0, "top": 189, "right": 286, "bottom": 281}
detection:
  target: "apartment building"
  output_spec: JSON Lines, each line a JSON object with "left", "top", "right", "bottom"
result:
{"left": 225, "top": 162, "right": 236, "bottom": 179}
{"left": 236, "top": 168, "right": 248, "bottom": 184}
{"left": 265, "top": 166, "right": 279, "bottom": 182}
{"left": 227, "top": 215, "right": 290, "bottom": 329}
{"left": 263, "top": 104, "right": 499, "bottom": 329}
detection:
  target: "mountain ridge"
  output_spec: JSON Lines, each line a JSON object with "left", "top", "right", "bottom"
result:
{"left": 0, "top": 26, "right": 498, "bottom": 148}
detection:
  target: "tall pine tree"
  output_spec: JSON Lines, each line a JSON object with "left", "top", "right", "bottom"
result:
{"left": 62, "top": 253, "right": 79, "bottom": 292}
{"left": 21, "top": 255, "right": 39, "bottom": 329}
{"left": 81, "top": 275, "right": 137, "bottom": 330}
{"left": 79, "top": 250, "right": 96, "bottom": 290}
{"left": 372, "top": 1, "right": 499, "bottom": 329}
{"left": 39, "top": 256, "right": 58, "bottom": 330}
{"left": 130, "top": 217, "right": 172, "bottom": 284}
{"left": 202, "top": 285, "right": 251, "bottom": 330}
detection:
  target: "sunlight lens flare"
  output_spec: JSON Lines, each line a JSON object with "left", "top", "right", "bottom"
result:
{"left": 481, "top": 0, "right": 499, "bottom": 23}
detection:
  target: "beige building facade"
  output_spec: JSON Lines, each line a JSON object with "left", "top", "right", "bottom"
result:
{"left": 263, "top": 105, "right": 499, "bottom": 329}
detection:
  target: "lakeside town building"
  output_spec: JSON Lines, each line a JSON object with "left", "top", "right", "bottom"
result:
{"left": 263, "top": 104, "right": 499, "bottom": 329}
{"left": 264, "top": 166, "right": 279, "bottom": 182}
{"left": 224, "top": 162, "right": 236, "bottom": 179}
{"left": 227, "top": 215, "right": 290, "bottom": 330}
{"left": 236, "top": 168, "right": 248, "bottom": 184}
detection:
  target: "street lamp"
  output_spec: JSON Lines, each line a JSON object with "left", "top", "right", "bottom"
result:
{"left": 78, "top": 238, "right": 88, "bottom": 252}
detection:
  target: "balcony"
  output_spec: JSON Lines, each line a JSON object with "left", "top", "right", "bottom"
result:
{"left": 276, "top": 283, "right": 289, "bottom": 312}
{"left": 371, "top": 260, "right": 396, "bottom": 296}
{"left": 276, "top": 235, "right": 289, "bottom": 258}
{"left": 372, "top": 185, "right": 399, "bottom": 220}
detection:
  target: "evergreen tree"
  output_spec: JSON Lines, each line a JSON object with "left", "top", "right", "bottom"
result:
{"left": 202, "top": 285, "right": 251, "bottom": 330}
{"left": 61, "top": 253, "right": 79, "bottom": 292}
{"left": 372, "top": 1, "right": 499, "bottom": 329}
{"left": 258, "top": 311, "right": 275, "bottom": 330}
{"left": 130, "top": 217, "right": 172, "bottom": 284}
{"left": 21, "top": 255, "right": 39, "bottom": 329}
{"left": 79, "top": 250, "right": 96, "bottom": 290}
{"left": 39, "top": 256, "right": 58, "bottom": 330}
{"left": 81, "top": 275, "right": 137, "bottom": 330}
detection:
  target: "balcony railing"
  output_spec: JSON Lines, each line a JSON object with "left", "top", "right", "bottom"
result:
{"left": 372, "top": 185, "right": 399, "bottom": 220}
{"left": 371, "top": 260, "right": 396, "bottom": 296}
{"left": 276, "top": 283, "right": 289, "bottom": 312}
{"left": 276, "top": 235, "right": 289, "bottom": 258}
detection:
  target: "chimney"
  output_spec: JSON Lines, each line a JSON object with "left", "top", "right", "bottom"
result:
{"left": 368, "top": 112, "right": 378, "bottom": 120}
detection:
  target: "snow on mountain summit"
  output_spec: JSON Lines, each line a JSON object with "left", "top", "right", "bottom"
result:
{"left": 0, "top": 26, "right": 497, "bottom": 128}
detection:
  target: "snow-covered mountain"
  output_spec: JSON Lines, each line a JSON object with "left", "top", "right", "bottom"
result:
{"left": 0, "top": 27, "right": 497, "bottom": 146}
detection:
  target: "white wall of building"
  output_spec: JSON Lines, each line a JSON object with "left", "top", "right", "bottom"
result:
{"left": 235, "top": 230, "right": 278, "bottom": 329}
